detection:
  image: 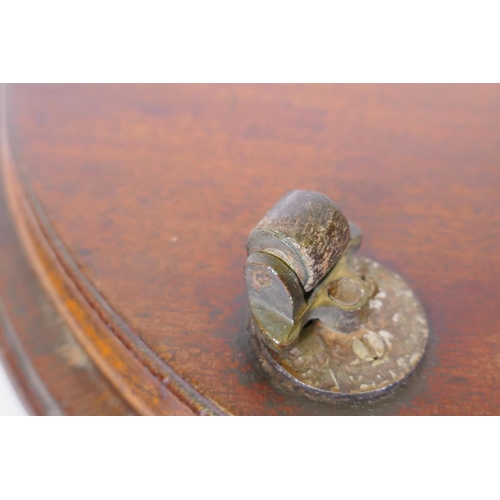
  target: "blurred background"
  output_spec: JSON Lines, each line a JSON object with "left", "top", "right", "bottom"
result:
{"left": 0, "top": 361, "right": 27, "bottom": 415}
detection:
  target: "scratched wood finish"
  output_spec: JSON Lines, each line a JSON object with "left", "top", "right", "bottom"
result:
{"left": 2, "top": 84, "right": 500, "bottom": 415}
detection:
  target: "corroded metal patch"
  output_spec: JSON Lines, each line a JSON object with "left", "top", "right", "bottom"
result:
{"left": 247, "top": 190, "right": 350, "bottom": 292}
{"left": 250, "top": 256, "right": 429, "bottom": 403}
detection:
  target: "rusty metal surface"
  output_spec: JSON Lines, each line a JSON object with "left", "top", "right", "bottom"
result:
{"left": 251, "top": 256, "right": 429, "bottom": 403}
{"left": 247, "top": 190, "right": 350, "bottom": 292}
{"left": 245, "top": 190, "right": 429, "bottom": 403}
{"left": 244, "top": 251, "right": 305, "bottom": 349}
{"left": 245, "top": 190, "right": 357, "bottom": 350}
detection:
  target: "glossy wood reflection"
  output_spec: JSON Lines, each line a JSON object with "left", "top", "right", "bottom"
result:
{"left": 2, "top": 84, "right": 500, "bottom": 415}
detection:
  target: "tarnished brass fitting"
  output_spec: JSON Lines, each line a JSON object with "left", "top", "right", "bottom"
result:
{"left": 245, "top": 190, "right": 429, "bottom": 402}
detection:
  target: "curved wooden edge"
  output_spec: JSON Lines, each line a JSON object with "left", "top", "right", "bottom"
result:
{"left": 0, "top": 299, "right": 59, "bottom": 416}
{"left": 0, "top": 156, "right": 140, "bottom": 416}
{"left": 1, "top": 85, "right": 225, "bottom": 416}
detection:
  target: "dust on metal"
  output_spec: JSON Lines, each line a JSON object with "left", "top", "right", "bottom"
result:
{"left": 244, "top": 190, "right": 429, "bottom": 403}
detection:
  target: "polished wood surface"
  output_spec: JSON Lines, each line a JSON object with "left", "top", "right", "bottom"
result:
{"left": 1, "top": 84, "right": 499, "bottom": 415}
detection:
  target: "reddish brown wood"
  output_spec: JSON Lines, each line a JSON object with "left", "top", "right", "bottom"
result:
{"left": 1, "top": 84, "right": 499, "bottom": 415}
{"left": 0, "top": 159, "right": 137, "bottom": 415}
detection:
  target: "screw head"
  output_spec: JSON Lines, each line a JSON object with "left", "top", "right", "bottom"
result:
{"left": 352, "top": 331, "right": 387, "bottom": 361}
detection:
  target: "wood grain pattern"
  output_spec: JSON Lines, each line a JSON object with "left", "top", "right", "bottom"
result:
{"left": 2, "top": 84, "right": 500, "bottom": 415}
{"left": 0, "top": 155, "right": 137, "bottom": 415}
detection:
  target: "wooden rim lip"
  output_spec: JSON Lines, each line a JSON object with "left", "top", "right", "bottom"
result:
{"left": 1, "top": 85, "right": 225, "bottom": 416}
